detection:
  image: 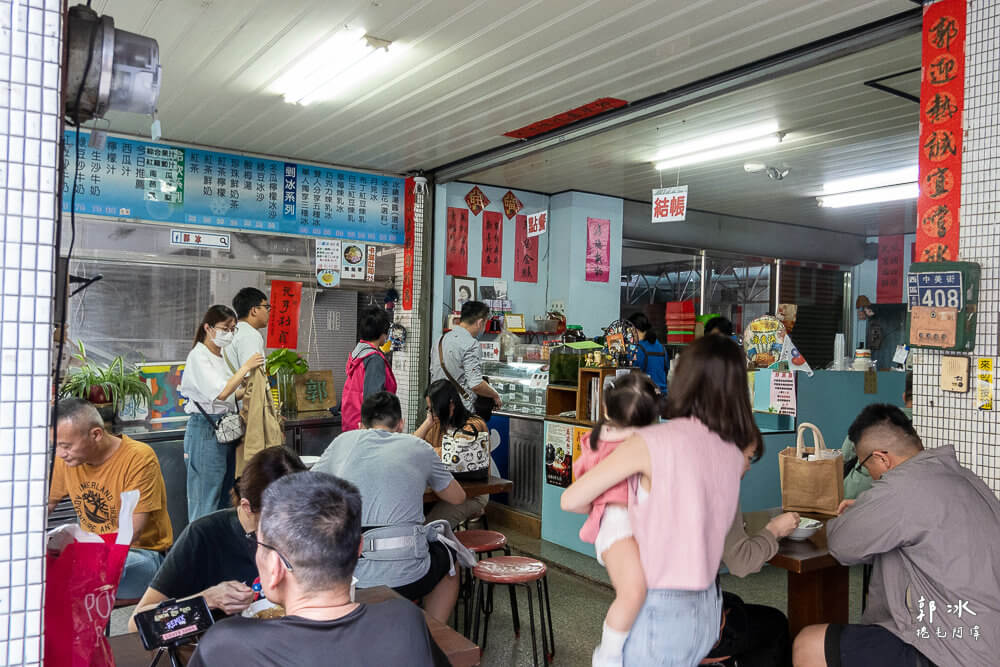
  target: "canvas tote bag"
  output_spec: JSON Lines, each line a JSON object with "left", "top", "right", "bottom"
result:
{"left": 779, "top": 422, "right": 844, "bottom": 515}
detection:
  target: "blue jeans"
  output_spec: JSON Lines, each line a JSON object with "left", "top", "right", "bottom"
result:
{"left": 118, "top": 548, "right": 164, "bottom": 599}
{"left": 623, "top": 583, "right": 722, "bottom": 666}
{"left": 184, "top": 412, "right": 236, "bottom": 523}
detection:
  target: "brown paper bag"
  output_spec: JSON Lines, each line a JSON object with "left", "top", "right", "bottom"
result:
{"left": 778, "top": 422, "right": 843, "bottom": 516}
{"left": 238, "top": 367, "right": 285, "bottom": 475}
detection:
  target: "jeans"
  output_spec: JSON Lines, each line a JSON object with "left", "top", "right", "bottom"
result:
{"left": 118, "top": 548, "right": 164, "bottom": 599}
{"left": 623, "top": 583, "right": 722, "bottom": 666}
{"left": 184, "top": 412, "right": 236, "bottom": 523}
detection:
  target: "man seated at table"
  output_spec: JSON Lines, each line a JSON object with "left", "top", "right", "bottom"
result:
{"left": 188, "top": 472, "right": 448, "bottom": 666}
{"left": 49, "top": 398, "right": 173, "bottom": 599}
{"left": 313, "top": 392, "right": 466, "bottom": 624}
{"left": 793, "top": 404, "right": 1000, "bottom": 667}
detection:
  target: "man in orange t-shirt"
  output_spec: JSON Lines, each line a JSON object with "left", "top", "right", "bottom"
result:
{"left": 49, "top": 398, "right": 173, "bottom": 598}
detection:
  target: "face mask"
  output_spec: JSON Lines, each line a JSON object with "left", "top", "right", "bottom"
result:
{"left": 213, "top": 330, "right": 234, "bottom": 348}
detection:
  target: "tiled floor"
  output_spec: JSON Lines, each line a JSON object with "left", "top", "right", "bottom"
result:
{"left": 108, "top": 521, "right": 865, "bottom": 667}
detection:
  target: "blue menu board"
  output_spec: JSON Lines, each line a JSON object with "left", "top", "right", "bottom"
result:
{"left": 62, "top": 131, "right": 405, "bottom": 245}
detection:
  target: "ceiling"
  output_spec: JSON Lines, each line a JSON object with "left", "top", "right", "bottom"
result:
{"left": 94, "top": 0, "right": 915, "bottom": 178}
{"left": 464, "top": 33, "right": 922, "bottom": 237}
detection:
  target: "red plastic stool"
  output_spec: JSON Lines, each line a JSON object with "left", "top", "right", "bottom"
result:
{"left": 471, "top": 556, "right": 554, "bottom": 667}
{"left": 456, "top": 530, "right": 511, "bottom": 638}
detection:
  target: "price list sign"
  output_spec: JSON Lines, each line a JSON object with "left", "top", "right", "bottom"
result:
{"left": 63, "top": 131, "right": 405, "bottom": 245}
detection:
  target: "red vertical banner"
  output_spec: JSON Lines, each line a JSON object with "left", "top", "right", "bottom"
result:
{"left": 514, "top": 214, "right": 538, "bottom": 283}
{"left": 266, "top": 280, "right": 302, "bottom": 349}
{"left": 402, "top": 177, "right": 415, "bottom": 311}
{"left": 916, "top": 0, "right": 965, "bottom": 262}
{"left": 877, "top": 235, "right": 905, "bottom": 304}
{"left": 481, "top": 211, "right": 503, "bottom": 279}
{"left": 585, "top": 217, "right": 611, "bottom": 282}
{"left": 445, "top": 207, "right": 469, "bottom": 276}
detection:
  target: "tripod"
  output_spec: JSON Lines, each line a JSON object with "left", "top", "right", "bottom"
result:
{"left": 148, "top": 644, "right": 186, "bottom": 667}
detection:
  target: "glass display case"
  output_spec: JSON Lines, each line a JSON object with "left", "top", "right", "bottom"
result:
{"left": 483, "top": 360, "right": 548, "bottom": 416}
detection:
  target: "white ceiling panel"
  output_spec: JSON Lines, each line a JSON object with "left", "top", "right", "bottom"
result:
{"left": 89, "top": 0, "right": 914, "bottom": 174}
{"left": 465, "top": 34, "right": 922, "bottom": 236}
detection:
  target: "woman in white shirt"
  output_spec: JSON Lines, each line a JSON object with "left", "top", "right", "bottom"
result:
{"left": 180, "top": 305, "right": 264, "bottom": 522}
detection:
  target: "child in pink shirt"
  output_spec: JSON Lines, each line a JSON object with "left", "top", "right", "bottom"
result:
{"left": 571, "top": 372, "right": 660, "bottom": 667}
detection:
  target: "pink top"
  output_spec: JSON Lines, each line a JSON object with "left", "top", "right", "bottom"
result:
{"left": 575, "top": 426, "right": 634, "bottom": 543}
{"left": 629, "top": 417, "right": 745, "bottom": 590}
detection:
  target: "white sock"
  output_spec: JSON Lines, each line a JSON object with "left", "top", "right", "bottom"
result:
{"left": 598, "top": 621, "right": 628, "bottom": 656}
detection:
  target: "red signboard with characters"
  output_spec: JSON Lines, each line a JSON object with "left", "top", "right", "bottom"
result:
{"left": 514, "top": 214, "right": 538, "bottom": 283}
{"left": 501, "top": 190, "right": 523, "bottom": 219}
{"left": 402, "top": 177, "right": 415, "bottom": 310}
{"left": 877, "top": 235, "right": 905, "bottom": 304}
{"left": 526, "top": 211, "right": 547, "bottom": 237}
{"left": 445, "top": 207, "right": 469, "bottom": 276}
{"left": 464, "top": 186, "right": 490, "bottom": 216}
{"left": 915, "top": 0, "right": 965, "bottom": 262}
{"left": 586, "top": 217, "right": 611, "bottom": 283}
{"left": 266, "top": 280, "right": 302, "bottom": 349}
{"left": 503, "top": 98, "right": 628, "bottom": 139}
{"left": 481, "top": 211, "right": 503, "bottom": 279}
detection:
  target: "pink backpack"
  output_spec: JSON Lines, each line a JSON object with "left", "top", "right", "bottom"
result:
{"left": 341, "top": 344, "right": 398, "bottom": 431}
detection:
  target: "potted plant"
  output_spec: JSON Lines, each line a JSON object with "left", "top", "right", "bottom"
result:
{"left": 266, "top": 348, "right": 309, "bottom": 416}
{"left": 60, "top": 341, "right": 153, "bottom": 424}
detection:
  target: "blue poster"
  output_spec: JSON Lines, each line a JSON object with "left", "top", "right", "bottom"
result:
{"left": 62, "top": 131, "right": 405, "bottom": 245}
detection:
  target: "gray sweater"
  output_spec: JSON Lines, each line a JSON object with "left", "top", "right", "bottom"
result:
{"left": 828, "top": 446, "right": 1000, "bottom": 666}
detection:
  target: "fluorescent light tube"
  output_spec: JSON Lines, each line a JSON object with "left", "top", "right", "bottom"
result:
{"left": 822, "top": 166, "right": 918, "bottom": 195}
{"left": 816, "top": 183, "right": 918, "bottom": 208}
{"left": 655, "top": 133, "right": 782, "bottom": 171}
{"left": 297, "top": 45, "right": 392, "bottom": 106}
{"left": 271, "top": 27, "right": 372, "bottom": 105}
{"left": 653, "top": 121, "right": 778, "bottom": 162}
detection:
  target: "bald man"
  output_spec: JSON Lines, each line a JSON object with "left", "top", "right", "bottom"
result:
{"left": 792, "top": 404, "right": 1000, "bottom": 667}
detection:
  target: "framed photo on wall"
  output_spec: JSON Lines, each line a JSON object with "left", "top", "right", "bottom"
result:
{"left": 504, "top": 313, "right": 526, "bottom": 332}
{"left": 452, "top": 276, "right": 478, "bottom": 312}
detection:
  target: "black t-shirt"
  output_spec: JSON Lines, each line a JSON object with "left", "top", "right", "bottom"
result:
{"left": 187, "top": 599, "right": 449, "bottom": 667}
{"left": 150, "top": 508, "right": 257, "bottom": 602}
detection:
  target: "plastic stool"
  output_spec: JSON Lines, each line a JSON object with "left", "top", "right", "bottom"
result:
{"left": 471, "top": 556, "right": 554, "bottom": 666}
{"left": 456, "top": 530, "right": 511, "bottom": 637}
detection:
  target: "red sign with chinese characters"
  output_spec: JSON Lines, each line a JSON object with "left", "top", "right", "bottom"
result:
{"left": 586, "top": 217, "right": 611, "bottom": 283}
{"left": 402, "top": 177, "right": 415, "bottom": 310}
{"left": 464, "top": 186, "right": 490, "bottom": 216}
{"left": 501, "top": 190, "right": 523, "bottom": 219}
{"left": 526, "top": 211, "right": 547, "bottom": 238}
{"left": 514, "top": 214, "right": 538, "bottom": 283}
{"left": 365, "top": 245, "right": 377, "bottom": 282}
{"left": 446, "top": 207, "right": 469, "bottom": 276}
{"left": 877, "top": 235, "right": 905, "bottom": 304}
{"left": 503, "top": 98, "right": 628, "bottom": 139}
{"left": 481, "top": 211, "right": 503, "bottom": 279}
{"left": 916, "top": 0, "right": 965, "bottom": 263}
{"left": 266, "top": 280, "right": 302, "bottom": 349}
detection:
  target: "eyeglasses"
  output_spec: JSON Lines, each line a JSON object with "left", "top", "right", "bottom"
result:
{"left": 855, "top": 450, "right": 887, "bottom": 475}
{"left": 254, "top": 303, "right": 272, "bottom": 312}
{"left": 245, "top": 532, "right": 294, "bottom": 571}
{"left": 214, "top": 325, "right": 237, "bottom": 334}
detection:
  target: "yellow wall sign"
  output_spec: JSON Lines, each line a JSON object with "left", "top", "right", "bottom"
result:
{"left": 976, "top": 358, "right": 994, "bottom": 411}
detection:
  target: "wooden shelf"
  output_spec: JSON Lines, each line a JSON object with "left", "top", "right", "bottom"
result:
{"left": 546, "top": 384, "right": 578, "bottom": 392}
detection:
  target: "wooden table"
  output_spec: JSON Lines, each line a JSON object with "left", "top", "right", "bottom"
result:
{"left": 423, "top": 476, "right": 513, "bottom": 503}
{"left": 768, "top": 519, "right": 849, "bottom": 638}
{"left": 109, "top": 586, "right": 479, "bottom": 666}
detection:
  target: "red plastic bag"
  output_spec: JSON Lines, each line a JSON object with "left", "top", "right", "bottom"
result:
{"left": 44, "top": 490, "right": 138, "bottom": 667}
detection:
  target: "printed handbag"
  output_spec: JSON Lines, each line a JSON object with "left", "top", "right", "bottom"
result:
{"left": 440, "top": 423, "right": 490, "bottom": 481}
{"left": 193, "top": 401, "right": 245, "bottom": 445}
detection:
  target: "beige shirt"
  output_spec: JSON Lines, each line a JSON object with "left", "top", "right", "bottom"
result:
{"left": 721, "top": 503, "right": 779, "bottom": 578}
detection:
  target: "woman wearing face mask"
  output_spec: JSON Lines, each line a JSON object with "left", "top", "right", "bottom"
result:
{"left": 180, "top": 305, "right": 265, "bottom": 522}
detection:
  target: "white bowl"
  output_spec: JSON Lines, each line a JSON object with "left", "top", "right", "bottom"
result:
{"left": 787, "top": 518, "right": 822, "bottom": 541}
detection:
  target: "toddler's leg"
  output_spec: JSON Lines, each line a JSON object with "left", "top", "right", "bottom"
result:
{"left": 594, "top": 537, "right": 646, "bottom": 667}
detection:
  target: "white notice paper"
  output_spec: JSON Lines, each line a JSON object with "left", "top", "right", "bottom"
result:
{"left": 316, "top": 239, "right": 341, "bottom": 287}
{"left": 770, "top": 371, "right": 797, "bottom": 416}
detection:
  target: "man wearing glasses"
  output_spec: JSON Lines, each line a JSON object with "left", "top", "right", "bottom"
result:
{"left": 793, "top": 404, "right": 1000, "bottom": 667}
{"left": 225, "top": 287, "right": 271, "bottom": 372}
{"left": 188, "top": 472, "right": 448, "bottom": 666}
